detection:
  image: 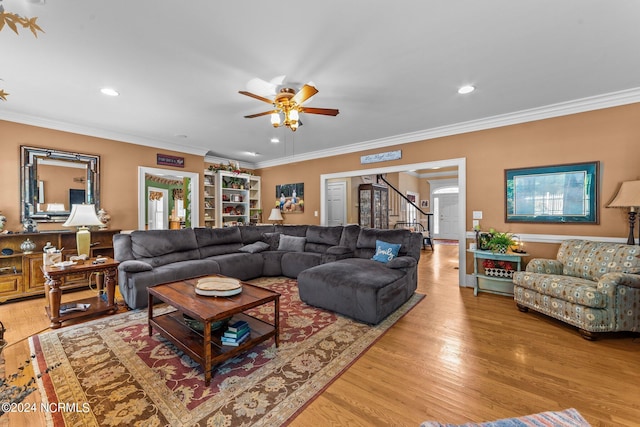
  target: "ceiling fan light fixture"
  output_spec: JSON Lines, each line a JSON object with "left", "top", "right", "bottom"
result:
{"left": 270, "top": 112, "right": 281, "bottom": 127}
{"left": 289, "top": 108, "right": 299, "bottom": 122}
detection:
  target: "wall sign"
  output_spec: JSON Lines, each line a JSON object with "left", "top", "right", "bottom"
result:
{"left": 157, "top": 154, "right": 185, "bottom": 168}
{"left": 360, "top": 150, "right": 402, "bottom": 164}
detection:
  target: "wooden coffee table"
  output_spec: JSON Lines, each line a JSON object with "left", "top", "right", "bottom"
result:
{"left": 147, "top": 275, "right": 280, "bottom": 386}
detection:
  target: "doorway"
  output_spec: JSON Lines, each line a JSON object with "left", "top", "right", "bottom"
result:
{"left": 320, "top": 158, "right": 467, "bottom": 288}
{"left": 147, "top": 187, "right": 168, "bottom": 230}
{"left": 433, "top": 193, "right": 459, "bottom": 240}
{"left": 327, "top": 181, "right": 348, "bottom": 226}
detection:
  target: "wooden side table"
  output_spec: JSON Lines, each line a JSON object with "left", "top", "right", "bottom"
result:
{"left": 41, "top": 257, "right": 119, "bottom": 329}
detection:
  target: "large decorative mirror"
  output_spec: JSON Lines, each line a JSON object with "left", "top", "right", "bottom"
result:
{"left": 20, "top": 146, "right": 100, "bottom": 223}
{"left": 137, "top": 167, "right": 199, "bottom": 230}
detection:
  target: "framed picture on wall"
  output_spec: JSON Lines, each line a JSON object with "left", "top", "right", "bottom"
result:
{"left": 420, "top": 200, "right": 429, "bottom": 208}
{"left": 276, "top": 183, "right": 304, "bottom": 213}
{"left": 505, "top": 161, "right": 599, "bottom": 223}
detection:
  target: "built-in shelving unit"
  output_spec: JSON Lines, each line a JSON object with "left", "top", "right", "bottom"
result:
{"left": 249, "top": 176, "right": 261, "bottom": 224}
{"left": 204, "top": 170, "right": 260, "bottom": 227}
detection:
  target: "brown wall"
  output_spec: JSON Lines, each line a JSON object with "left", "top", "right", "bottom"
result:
{"left": 2, "top": 103, "right": 639, "bottom": 259}
{"left": 257, "top": 103, "right": 640, "bottom": 244}
{"left": 0, "top": 121, "right": 205, "bottom": 232}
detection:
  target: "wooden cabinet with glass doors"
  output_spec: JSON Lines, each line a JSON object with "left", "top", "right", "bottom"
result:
{"left": 358, "top": 183, "right": 389, "bottom": 229}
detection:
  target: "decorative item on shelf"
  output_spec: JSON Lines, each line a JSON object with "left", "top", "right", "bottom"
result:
{"left": 607, "top": 180, "right": 640, "bottom": 245}
{"left": 511, "top": 235, "right": 526, "bottom": 253}
{"left": 479, "top": 228, "right": 516, "bottom": 254}
{"left": 1, "top": 248, "right": 14, "bottom": 256}
{"left": 20, "top": 238, "right": 36, "bottom": 254}
{"left": 63, "top": 204, "right": 104, "bottom": 257}
{"left": 22, "top": 218, "right": 37, "bottom": 233}
{"left": 0, "top": 211, "right": 6, "bottom": 231}
{"left": 482, "top": 259, "right": 515, "bottom": 278}
{"left": 477, "top": 232, "right": 492, "bottom": 251}
{"left": 486, "top": 229, "right": 516, "bottom": 253}
{"left": 97, "top": 208, "right": 111, "bottom": 230}
{"left": 208, "top": 161, "right": 251, "bottom": 175}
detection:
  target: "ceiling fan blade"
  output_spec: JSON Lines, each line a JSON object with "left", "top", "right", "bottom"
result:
{"left": 291, "top": 84, "right": 319, "bottom": 106}
{"left": 300, "top": 107, "right": 340, "bottom": 116}
{"left": 239, "top": 91, "right": 274, "bottom": 105}
{"left": 244, "top": 110, "right": 278, "bottom": 118}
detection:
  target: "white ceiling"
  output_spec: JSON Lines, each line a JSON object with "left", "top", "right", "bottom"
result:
{"left": 2, "top": 0, "right": 640, "bottom": 168}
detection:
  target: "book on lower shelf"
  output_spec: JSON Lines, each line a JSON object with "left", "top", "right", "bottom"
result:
{"left": 59, "top": 303, "right": 91, "bottom": 314}
{"left": 221, "top": 330, "right": 250, "bottom": 346}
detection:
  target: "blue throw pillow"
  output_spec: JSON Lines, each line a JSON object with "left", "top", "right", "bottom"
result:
{"left": 372, "top": 240, "right": 402, "bottom": 263}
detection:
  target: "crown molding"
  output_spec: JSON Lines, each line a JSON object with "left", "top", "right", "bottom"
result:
{"left": 0, "top": 110, "right": 209, "bottom": 157}
{"left": 254, "top": 87, "right": 640, "bottom": 169}
{"left": 3, "top": 87, "right": 640, "bottom": 167}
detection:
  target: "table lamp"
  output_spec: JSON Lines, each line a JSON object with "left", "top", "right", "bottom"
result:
{"left": 63, "top": 204, "right": 104, "bottom": 256}
{"left": 268, "top": 208, "right": 284, "bottom": 224}
{"left": 607, "top": 180, "right": 640, "bottom": 245}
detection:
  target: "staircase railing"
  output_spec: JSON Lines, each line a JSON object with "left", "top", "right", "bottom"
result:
{"left": 376, "top": 174, "right": 434, "bottom": 240}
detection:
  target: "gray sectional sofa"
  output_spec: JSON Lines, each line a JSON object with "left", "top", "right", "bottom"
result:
{"left": 113, "top": 224, "right": 422, "bottom": 324}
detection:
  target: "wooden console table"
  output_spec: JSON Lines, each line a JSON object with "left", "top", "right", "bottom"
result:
{"left": 41, "top": 257, "right": 119, "bottom": 329}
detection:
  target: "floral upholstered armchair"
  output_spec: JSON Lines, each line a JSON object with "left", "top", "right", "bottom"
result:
{"left": 512, "top": 239, "right": 640, "bottom": 340}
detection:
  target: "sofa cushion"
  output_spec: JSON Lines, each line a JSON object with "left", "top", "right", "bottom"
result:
{"left": 372, "top": 240, "right": 401, "bottom": 263}
{"left": 239, "top": 241, "right": 270, "bottom": 254}
{"left": 512, "top": 271, "right": 607, "bottom": 308}
{"left": 195, "top": 227, "right": 242, "bottom": 246}
{"left": 207, "top": 253, "right": 263, "bottom": 281}
{"left": 130, "top": 229, "right": 198, "bottom": 258}
{"left": 239, "top": 225, "right": 275, "bottom": 244}
{"left": 113, "top": 234, "right": 135, "bottom": 261}
{"left": 306, "top": 225, "right": 343, "bottom": 246}
{"left": 557, "top": 239, "right": 640, "bottom": 281}
{"left": 281, "top": 252, "right": 322, "bottom": 278}
{"left": 354, "top": 228, "right": 410, "bottom": 259}
{"left": 278, "top": 235, "right": 306, "bottom": 252}
{"left": 275, "top": 224, "right": 308, "bottom": 237}
{"left": 387, "top": 256, "right": 416, "bottom": 269}
{"left": 195, "top": 227, "right": 243, "bottom": 258}
{"left": 262, "top": 232, "right": 281, "bottom": 251}
{"left": 119, "top": 260, "right": 153, "bottom": 273}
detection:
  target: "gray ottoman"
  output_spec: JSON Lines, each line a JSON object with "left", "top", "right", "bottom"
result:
{"left": 297, "top": 257, "right": 417, "bottom": 324}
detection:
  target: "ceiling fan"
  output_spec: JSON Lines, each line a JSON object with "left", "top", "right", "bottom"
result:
{"left": 239, "top": 83, "right": 339, "bottom": 131}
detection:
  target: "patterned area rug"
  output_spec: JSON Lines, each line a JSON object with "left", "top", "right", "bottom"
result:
{"left": 31, "top": 277, "right": 424, "bottom": 426}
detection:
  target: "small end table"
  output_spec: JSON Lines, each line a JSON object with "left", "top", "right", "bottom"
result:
{"left": 41, "top": 257, "right": 119, "bottom": 329}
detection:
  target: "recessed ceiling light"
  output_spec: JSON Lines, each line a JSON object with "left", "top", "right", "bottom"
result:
{"left": 100, "top": 87, "right": 119, "bottom": 97}
{"left": 270, "top": 137, "right": 280, "bottom": 143}
{"left": 458, "top": 85, "right": 475, "bottom": 95}
{"left": 245, "top": 151, "right": 259, "bottom": 156}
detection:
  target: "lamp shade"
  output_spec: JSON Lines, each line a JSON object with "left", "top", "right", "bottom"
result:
{"left": 268, "top": 208, "right": 284, "bottom": 221}
{"left": 608, "top": 180, "right": 640, "bottom": 209}
{"left": 63, "top": 204, "right": 103, "bottom": 227}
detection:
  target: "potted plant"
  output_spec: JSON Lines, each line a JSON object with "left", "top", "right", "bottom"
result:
{"left": 487, "top": 230, "right": 515, "bottom": 253}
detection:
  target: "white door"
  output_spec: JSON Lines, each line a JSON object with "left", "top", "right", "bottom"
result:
{"left": 147, "top": 187, "right": 168, "bottom": 230}
{"left": 433, "top": 193, "right": 459, "bottom": 240}
{"left": 327, "top": 181, "right": 347, "bottom": 226}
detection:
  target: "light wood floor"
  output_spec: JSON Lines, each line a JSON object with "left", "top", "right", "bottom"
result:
{"left": 2, "top": 245, "right": 639, "bottom": 426}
